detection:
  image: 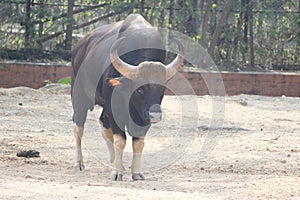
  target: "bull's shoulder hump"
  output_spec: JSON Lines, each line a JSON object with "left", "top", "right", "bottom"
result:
{"left": 120, "top": 14, "right": 153, "bottom": 33}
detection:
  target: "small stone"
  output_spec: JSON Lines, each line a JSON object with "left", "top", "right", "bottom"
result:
{"left": 239, "top": 100, "right": 248, "bottom": 106}
{"left": 25, "top": 175, "right": 32, "bottom": 179}
{"left": 41, "top": 160, "right": 48, "bottom": 164}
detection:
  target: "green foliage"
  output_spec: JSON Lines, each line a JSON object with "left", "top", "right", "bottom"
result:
{"left": 57, "top": 77, "right": 71, "bottom": 85}
{"left": 44, "top": 80, "right": 52, "bottom": 85}
{"left": 0, "top": 0, "right": 299, "bottom": 70}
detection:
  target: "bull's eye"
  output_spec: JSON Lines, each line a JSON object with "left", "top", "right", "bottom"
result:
{"left": 136, "top": 88, "right": 144, "bottom": 95}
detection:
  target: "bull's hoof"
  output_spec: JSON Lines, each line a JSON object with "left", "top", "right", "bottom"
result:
{"left": 132, "top": 172, "right": 145, "bottom": 181}
{"left": 111, "top": 173, "right": 123, "bottom": 181}
{"left": 74, "top": 162, "right": 85, "bottom": 171}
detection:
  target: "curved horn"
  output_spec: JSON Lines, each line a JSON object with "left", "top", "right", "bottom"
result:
{"left": 166, "top": 39, "right": 184, "bottom": 80}
{"left": 110, "top": 37, "right": 138, "bottom": 80}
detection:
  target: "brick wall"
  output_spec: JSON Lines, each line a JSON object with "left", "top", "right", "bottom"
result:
{"left": 0, "top": 62, "right": 71, "bottom": 89}
{"left": 166, "top": 71, "right": 300, "bottom": 97}
{"left": 0, "top": 62, "right": 299, "bottom": 97}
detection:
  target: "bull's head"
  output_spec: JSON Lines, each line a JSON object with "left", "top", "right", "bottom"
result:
{"left": 109, "top": 37, "right": 184, "bottom": 127}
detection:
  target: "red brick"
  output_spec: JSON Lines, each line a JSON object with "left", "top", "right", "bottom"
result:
{"left": 56, "top": 65, "right": 72, "bottom": 80}
{"left": 224, "top": 80, "right": 241, "bottom": 95}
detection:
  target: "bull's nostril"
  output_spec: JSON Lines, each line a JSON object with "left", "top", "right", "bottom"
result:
{"left": 145, "top": 111, "right": 150, "bottom": 119}
{"left": 149, "top": 112, "right": 162, "bottom": 123}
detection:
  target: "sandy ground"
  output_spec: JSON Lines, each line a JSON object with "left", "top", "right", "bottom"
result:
{"left": 0, "top": 84, "right": 299, "bottom": 199}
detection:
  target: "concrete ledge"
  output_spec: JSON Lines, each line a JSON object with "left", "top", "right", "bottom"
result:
{"left": 0, "top": 62, "right": 299, "bottom": 97}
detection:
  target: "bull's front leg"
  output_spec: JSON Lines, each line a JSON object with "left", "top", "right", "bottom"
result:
{"left": 131, "top": 137, "right": 145, "bottom": 181}
{"left": 111, "top": 133, "right": 126, "bottom": 181}
{"left": 73, "top": 125, "right": 85, "bottom": 170}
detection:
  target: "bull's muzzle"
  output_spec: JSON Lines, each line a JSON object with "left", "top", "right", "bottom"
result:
{"left": 148, "top": 104, "right": 162, "bottom": 123}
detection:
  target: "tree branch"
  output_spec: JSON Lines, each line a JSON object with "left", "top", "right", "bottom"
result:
{"left": 208, "top": 0, "right": 235, "bottom": 57}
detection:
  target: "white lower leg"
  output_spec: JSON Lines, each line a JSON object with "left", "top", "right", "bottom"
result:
{"left": 131, "top": 137, "right": 145, "bottom": 180}
{"left": 99, "top": 121, "right": 115, "bottom": 163}
{"left": 132, "top": 154, "right": 142, "bottom": 173}
{"left": 74, "top": 125, "right": 84, "bottom": 170}
{"left": 103, "top": 128, "right": 115, "bottom": 163}
{"left": 112, "top": 134, "right": 126, "bottom": 180}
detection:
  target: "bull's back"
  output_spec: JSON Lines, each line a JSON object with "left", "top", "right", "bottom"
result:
{"left": 71, "top": 22, "right": 123, "bottom": 78}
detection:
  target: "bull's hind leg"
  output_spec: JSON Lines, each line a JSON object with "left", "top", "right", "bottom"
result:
{"left": 111, "top": 133, "right": 126, "bottom": 181}
{"left": 74, "top": 125, "right": 85, "bottom": 170}
{"left": 131, "top": 137, "right": 145, "bottom": 180}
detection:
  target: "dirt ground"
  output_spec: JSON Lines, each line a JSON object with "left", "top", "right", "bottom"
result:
{"left": 0, "top": 84, "right": 299, "bottom": 200}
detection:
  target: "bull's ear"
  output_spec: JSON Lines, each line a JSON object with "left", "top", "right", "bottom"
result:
{"left": 107, "top": 78, "right": 122, "bottom": 87}
{"left": 106, "top": 77, "right": 128, "bottom": 87}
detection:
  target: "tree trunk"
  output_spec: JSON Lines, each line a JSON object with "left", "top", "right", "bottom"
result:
{"left": 297, "top": 0, "right": 300, "bottom": 63}
{"left": 176, "top": 0, "right": 185, "bottom": 32}
{"left": 241, "top": 0, "right": 248, "bottom": 63}
{"left": 128, "top": 0, "right": 135, "bottom": 13}
{"left": 158, "top": 2, "right": 166, "bottom": 27}
{"left": 200, "top": 0, "right": 212, "bottom": 47}
{"left": 243, "top": 0, "right": 248, "bottom": 44}
{"left": 208, "top": 0, "right": 234, "bottom": 57}
{"left": 169, "top": 0, "right": 175, "bottom": 27}
{"left": 194, "top": 0, "right": 201, "bottom": 35}
{"left": 232, "top": 3, "right": 244, "bottom": 63}
{"left": 140, "top": 0, "right": 146, "bottom": 18}
{"left": 65, "top": 0, "right": 74, "bottom": 50}
{"left": 25, "top": 0, "right": 33, "bottom": 48}
{"left": 190, "top": 0, "right": 200, "bottom": 36}
{"left": 37, "top": 0, "right": 45, "bottom": 48}
{"left": 248, "top": 2, "right": 255, "bottom": 67}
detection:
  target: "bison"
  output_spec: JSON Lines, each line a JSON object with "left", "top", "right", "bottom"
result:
{"left": 71, "top": 14, "right": 184, "bottom": 181}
